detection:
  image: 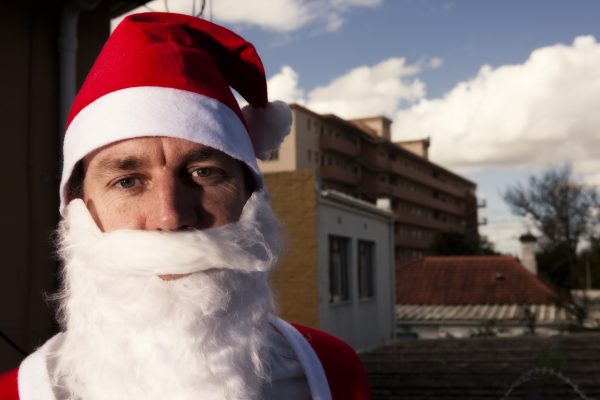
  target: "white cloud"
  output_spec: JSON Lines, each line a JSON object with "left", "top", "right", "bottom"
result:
{"left": 324, "top": 13, "right": 344, "bottom": 32}
{"left": 392, "top": 36, "right": 600, "bottom": 174}
{"left": 574, "top": 159, "right": 600, "bottom": 187}
{"left": 429, "top": 57, "right": 443, "bottom": 69}
{"left": 265, "top": 55, "right": 443, "bottom": 122}
{"left": 112, "top": 0, "right": 382, "bottom": 33}
{"left": 304, "top": 58, "right": 428, "bottom": 118}
{"left": 331, "top": 0, "right": 383, "bottom": 6}
{"left": 267, "top": 65, "right": 305, "bottom": 103}
{"left": 479, "top": 215, "right": 524, "bottom": 256}
{"left": 211, "top": 0, "right": 311, "bottom": 32}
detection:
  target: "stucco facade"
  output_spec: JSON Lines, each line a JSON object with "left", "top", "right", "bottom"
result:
{"left": 317, "top": 191, "right": 396, "bottom": 350}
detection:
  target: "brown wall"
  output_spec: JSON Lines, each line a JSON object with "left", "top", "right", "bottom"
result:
{"left": 77, "top": 1, "right": 111, "bottom": 87}
{"left": 264, "top": 171, "right": 319, "bottom": 328}
{"left": 0, "top": 0, "right": 110, "bottom": 371}
{"left": 0, "top": 0, "right": 61, "bottom": 371}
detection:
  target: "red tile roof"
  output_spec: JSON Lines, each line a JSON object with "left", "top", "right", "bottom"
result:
{"left": 395, "top": 256, "right": 556, "bottom": 305}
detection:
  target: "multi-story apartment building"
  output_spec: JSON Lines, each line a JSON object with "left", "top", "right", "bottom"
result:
{"left": 259, "top": 104, "right": 478, "bottom": 264}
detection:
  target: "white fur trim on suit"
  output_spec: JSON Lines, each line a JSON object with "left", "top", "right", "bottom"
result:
{"left": 18, "top": 333, "right": 63, "bottom": 400}
{"left": 16, "top": 318, "right": 331, "bottom": 400}
{"left": 269, "top": 316, "right": 333, "bottom": 400}
{"left": 60, "top": 86, "right": 261, "bottom": 214}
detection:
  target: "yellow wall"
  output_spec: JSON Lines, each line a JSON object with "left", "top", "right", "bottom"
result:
{"left": 264, "top": 171, "right": 319, "bottom": 328}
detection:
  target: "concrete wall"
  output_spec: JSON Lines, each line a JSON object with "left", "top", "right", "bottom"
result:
{"left": 257, "top": 109, "right": 298, "bottom": 173}
{"left": 264, "top": 171, "right": 319, "bottom": 328}
{"left": 294, "top": 108, "right": 321, "bottom": 171}
{"left": 317, "top": 193, "right": 395, "bottom": 350}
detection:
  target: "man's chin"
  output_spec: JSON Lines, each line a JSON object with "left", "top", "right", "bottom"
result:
{"left": 158, "top": 273, "right": 192, "bottom": 281}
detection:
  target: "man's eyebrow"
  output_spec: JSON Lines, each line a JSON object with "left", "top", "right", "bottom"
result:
{"left": 94, "top": 156, "right": 147, "bottom": 175}
{"left": 181, "top": 147, "right": 218, "bottom": 164}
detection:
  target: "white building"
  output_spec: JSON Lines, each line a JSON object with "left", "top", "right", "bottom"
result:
{"left": 264, "top": 171, "right": 395, "bottom": 350}
{"left": 317, "top": 190, "right": 396, "bottom": 350}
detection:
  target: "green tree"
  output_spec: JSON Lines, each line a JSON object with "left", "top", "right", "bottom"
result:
{"left": 575, "top": 237, "right": 600, "bottom": 289}
{"left": 502, "top": 165, "right": 599, "bottom": 289}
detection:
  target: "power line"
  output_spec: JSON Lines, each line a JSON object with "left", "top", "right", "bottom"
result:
{"left": 195, "top": 0, "right": 207, "bottom": 18}
{"left": 0, "top": 330, "right": 27, "bottom": 356}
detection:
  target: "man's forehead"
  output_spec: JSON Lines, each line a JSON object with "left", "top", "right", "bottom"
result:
{"left": 84, "top": 137, "right": 231, "bottom": 171}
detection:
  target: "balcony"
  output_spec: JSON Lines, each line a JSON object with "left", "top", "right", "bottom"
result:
{"left": 360, "top": 173, "right": 379, "bottom": 198}
{"left": 377, "top": 182, "right": 395, "bottom": 197}
{"left": 375, "top": 152, "right": 390, "bottom": 170}
{"left": 395, "top": 235, "right": 431, "bottom": 249}
{"left": 320, "top": 165, "right": 360, "bottom": 185}
{"left": 359, "top": 142, "right": 380, "bottom": 169}
{"left": 389, "top": 162, "right": 468, "bottom": 199}
{"left": 393, "top": 186, "right": 466, "bottom": 217}
{"left": 395, "top": 211, "right": 466, "bottom": 233}
{"left": 320, "top": 135, "right": 360, "bottom": 157}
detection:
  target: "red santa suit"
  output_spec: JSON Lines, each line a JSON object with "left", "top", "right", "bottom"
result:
{"left": 0, "top": 317, "right": 371, "bottom": 400}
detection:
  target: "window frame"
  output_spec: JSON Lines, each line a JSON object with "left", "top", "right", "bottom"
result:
{"left": 357, "top": 240, "right": 376, "bottom": 300}
{"left": 328, "top": 235, "right": 351, "bottom": 304}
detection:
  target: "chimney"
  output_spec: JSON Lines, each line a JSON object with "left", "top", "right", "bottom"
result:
{"left": 396, "top": 138, "right": 431, "bottom": 159}
{"left": 376, "top": 198, "right": 392, "bottom": 211}
{"left": 351, "top": 116, "right": 392, "bottom": 141}
{"left": 519, "top": 233, "right": 538, "bottom": 275}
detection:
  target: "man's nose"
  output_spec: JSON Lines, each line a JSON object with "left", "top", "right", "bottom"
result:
{"left": 144, "top": 176, "right": 198, "bottom": 231}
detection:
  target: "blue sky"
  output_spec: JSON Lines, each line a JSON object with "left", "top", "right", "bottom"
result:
{"left": 245, "top": 0, "right": 600, "bottom": 95}
{"left": 116, "top": 0, "right": 600, "bottom": 255}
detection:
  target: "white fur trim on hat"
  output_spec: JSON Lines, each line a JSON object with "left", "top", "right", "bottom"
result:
{"left": 60, "top": 86, "right": 261, "bottom": 215}
{"left": 242, "top": 101, "right": 292, "bottom": 160}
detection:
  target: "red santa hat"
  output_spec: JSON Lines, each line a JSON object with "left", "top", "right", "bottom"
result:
{"left": 60, "top": 12, "right": 291, "bottom": 214}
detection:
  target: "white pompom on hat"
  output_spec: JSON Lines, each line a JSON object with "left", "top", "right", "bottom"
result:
{"left": 60, "top": 12, "right": 292, "bottom": 214}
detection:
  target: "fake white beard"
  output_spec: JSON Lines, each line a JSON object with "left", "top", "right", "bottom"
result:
{"left": 51, "top": 192, "right": 283, "bottom": 400}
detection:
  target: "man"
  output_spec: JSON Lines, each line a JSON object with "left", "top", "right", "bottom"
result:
{"left": 0, "top": 12, "right": 370, "bottom": 400}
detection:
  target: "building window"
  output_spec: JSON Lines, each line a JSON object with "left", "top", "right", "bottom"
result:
{"left": 358, "top": 240, "right": 375, "bottom": 299}
{"left": 269, "top": 149, "right": 279, "bottom": 161}
{"left": 329, "top": 236, "right": 350, "bottom": 303}
{"left": 307, "top": 149, "right": 312, "bottom": 161}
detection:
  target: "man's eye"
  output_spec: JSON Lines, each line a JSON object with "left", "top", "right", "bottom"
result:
{"left": 116, "top": 177, "right": 138, "bottom": 188}
{"left": 191, "top": 168, "right": 214, "bottom": 178}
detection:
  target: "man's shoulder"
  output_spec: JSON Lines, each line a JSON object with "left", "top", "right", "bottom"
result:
{"left": 0, "top": 368, "right": 20, "bottom": 400}
{"left": 291, "top": 324, "right": 358, "bottom": 363}
{"left": 291, "top": 324, "right": 372, "bottom": 400}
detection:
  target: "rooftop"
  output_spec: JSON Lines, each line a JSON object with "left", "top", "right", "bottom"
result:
{"left": 396, "top": 256, "right": 556, "bottom": 305}
{"left": 361, "top": 333, "right": 600, "bottom": 400}
{"left": 395, "top": 304, "right": 570, "bottom": 324}
{"left": 288, "top": 103, "right": 476, "bottom": 187}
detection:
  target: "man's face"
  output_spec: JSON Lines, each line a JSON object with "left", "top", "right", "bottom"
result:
{"left": 81, "top": 136, "right": 250, "bottom": 233}
{"left": 57, "top": 140, "right": 277, "bottom": 400}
